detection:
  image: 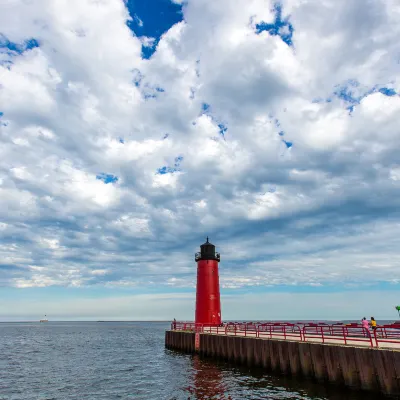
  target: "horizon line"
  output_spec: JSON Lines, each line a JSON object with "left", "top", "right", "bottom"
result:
{"left": 1, "top": 318, "right": 398, "bottom": 323}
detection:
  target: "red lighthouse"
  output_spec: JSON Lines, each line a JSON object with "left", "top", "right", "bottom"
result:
{"left": 195, "top": 237, "right": 222, "bottom": 326}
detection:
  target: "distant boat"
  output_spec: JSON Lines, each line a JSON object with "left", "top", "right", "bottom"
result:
{"left": 40, "top": 314, "right": 48, "bottom": 323}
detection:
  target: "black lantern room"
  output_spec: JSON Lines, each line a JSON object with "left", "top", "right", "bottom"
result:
{"left": 195, "top": 237, "right": 220, "bottom": 262}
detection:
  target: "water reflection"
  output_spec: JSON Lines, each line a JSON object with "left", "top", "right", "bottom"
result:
{"left": 180, "top": 352, "right": 388, "bottom": 400}
{"left": 185, "top": 355, "right": 232, "bottom": 400}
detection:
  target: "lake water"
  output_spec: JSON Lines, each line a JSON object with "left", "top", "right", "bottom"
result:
{"left": 0, "top": 322, "right": 388, "bottom": 399}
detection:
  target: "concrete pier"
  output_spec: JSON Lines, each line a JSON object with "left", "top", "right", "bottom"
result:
{"left": 165, "top": 330, "right": 400, "bottom": 397}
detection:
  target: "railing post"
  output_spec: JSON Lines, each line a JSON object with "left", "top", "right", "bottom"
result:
{"left": 374, "top": 328, "right": 379, "bottom": 348}
{"left": 343, "top": 327, "right": 347, "bottom": 345}
{"left": 366, "top": 327, "right": 373, "bottom": 347}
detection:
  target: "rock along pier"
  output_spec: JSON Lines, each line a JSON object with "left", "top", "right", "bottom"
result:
{"left": 166, "top": 239, "right": 400, "bottom": 397}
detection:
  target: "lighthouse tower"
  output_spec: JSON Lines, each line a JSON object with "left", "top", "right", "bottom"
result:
{"left": 195, "top": 237, "right": 222, "bottom": 326}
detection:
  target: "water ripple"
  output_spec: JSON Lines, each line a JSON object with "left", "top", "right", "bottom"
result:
{"left": 0, "top": 322, "right": 386, "bottom": 400}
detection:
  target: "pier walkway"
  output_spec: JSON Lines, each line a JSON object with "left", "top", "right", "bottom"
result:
{"left": 171, "top": 321, "right": 400, "bottom": 350}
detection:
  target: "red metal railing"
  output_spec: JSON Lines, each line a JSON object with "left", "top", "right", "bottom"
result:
{"left": 170, "top": 321, "right": 400, "bottom": 348}
{"left": 171, "top": 321, "right": 197, "bottom": 331}
{"left": 374, "top": 325, "right": 400, "bottom": 347}
{"left": 222, "top": 322, "right": 258, "bottom": 337}
{"left": 302, "top": 324, "right": 374, "bottom": 347}
{"left": 302, "top": 323, "right": 332, "bottom": 340}
{"left": 258, "top": 323, "right": 303, "bottom": 341}
{"left": 171, "top": 322, "right": 227, "bottom": 334}
{"left": 200, "top": 325, "right": 226, "bottom": 334}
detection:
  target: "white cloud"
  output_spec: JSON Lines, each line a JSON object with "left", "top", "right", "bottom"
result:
{"left": 390, "top": 167, "right": 400, "bottom": 181}
{"left": 40, "top": 238, "right": 60, "bottom": 249}
{"left": 111, "top": 214, "right": 152, "bottom": 237}
{"left": 134, "top": 14, "right": 143, "bottom": 27}
{"left": 0, "top": 0, "right": 399, "bottom": 310}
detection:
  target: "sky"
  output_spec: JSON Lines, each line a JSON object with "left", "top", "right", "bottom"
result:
{"left": 1, "top": 0, "right": 400, "bottom": 321}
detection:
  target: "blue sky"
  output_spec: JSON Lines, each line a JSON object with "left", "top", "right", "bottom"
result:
{"left": 125, "top": 0, "right": 183, "bottom": 58}
{"left": 0, "top": 0, "right": 400, "bottom": 321}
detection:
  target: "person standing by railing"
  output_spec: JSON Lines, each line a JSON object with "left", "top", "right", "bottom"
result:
{"left": 173, "top": 318, "right": 177, "bottom": 330}
{"left": 370, "top": 317, "right": 377, "bottom": 332}
{"left": 362, "top": 317, "right": 370, "bottom": 337}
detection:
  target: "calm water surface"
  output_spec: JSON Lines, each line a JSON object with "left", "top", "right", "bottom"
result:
{"left": 0, "top": 322, "right": 387, "bottom": 400}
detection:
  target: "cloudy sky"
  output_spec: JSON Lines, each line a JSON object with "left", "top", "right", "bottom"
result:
{"left": 1, "top": 0, "right": 400, "bottom": 321}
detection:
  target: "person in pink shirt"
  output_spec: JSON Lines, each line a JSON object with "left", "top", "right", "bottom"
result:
{"left": 362, "top": 317, "right": 370, "bottom": 336}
